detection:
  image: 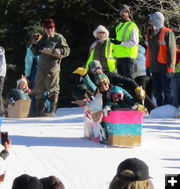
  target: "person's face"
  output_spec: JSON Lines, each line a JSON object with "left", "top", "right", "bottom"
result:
{"left": 90, "top": 67, "right": 103, "bottom": 75}
{"left": 98, "top": 82, "right": 109, "bottom": 92}
{"left": 147, "top": 20, "right": 154, "bottom": 36}
{"left": 111, "top": 93, "right": 121, "bottom": 102}
{"left": 45, "top": 26, "right": 55, "bottom": 37}
{"left": 19, "top": 81, "right": 27, "bottom": 90}
{"left": 120, "top": 9, "right": 130, "bottom": 22}
{"left": 97, "top": 31, "right": 107, "bottom": 40}
{"left": 94, "top": 67, "right": 103, "bottom": 75}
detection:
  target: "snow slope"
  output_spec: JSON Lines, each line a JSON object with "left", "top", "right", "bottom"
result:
{"left": 1, "top": 107, "right": 180, "bottom": 189}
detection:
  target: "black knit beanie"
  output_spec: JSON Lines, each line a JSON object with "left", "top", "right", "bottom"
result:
{"left": 12, "top": 174, "right": 43, "bottom": 189}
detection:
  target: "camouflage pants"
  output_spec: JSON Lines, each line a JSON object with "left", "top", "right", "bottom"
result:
{"left": 34, "top": 70, "right": 60, "bottom": 100}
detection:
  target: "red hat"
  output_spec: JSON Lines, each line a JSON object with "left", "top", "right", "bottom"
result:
{"left": 43, "top": 19, "right": 55, "bottom": 28}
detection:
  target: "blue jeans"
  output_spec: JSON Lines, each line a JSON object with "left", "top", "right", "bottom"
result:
{"left": 152, "top": 72, "right": 173, "bottom": 106}
{"left": 171, "top": 73, "right": 180, "bottom": 107}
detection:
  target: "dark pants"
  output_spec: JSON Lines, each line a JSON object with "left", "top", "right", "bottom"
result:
{"left": 116, "top": 58, "right": 135, "bottom": 79}
{"left": 0, "top": 76, "right": 5, "bottom": 116}
{"left": 171, "top": 73, "right": 180, "bottom": 107}
{"left": 28, "top": 67, "right": 50, "bottom": 117}
{"left": 152, "top": 72, "right": 173, "bottom": 106}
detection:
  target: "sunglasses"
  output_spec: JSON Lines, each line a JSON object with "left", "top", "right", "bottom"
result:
{"left": 120, "top": 10, "right": 129, "bottom": 14}
{"left": 45, "top": 26, "right": 54, "bottom": 29}
{"left": 97, "top": 31, "right": 106, "bottom": 34}
{"left": 91, "top": 67, "right": 102, "bottom": 72}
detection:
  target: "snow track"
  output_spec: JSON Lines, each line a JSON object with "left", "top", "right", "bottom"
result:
{"left": 1, "top": 107, "right": 180, "bottom": 189}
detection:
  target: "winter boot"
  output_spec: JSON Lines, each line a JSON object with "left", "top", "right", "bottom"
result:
{"left": 43, "top": 94, "right": 58, "bottom": 117}
{"left": 36, "top": 98, "right": 45, "bottom": 117}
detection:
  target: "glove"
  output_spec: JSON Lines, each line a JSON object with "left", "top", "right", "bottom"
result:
{"left": 73, "top": 67, "right": 87, "bottom": 76}
{"left": 136, "top": 104, "right": 146, "bottom": 112}
{"left": 103, "top": 106, "right": 111, "bottom": 117}
{"left": 135, "top": 86, "right": 145, "bottom": 100}
{"left": 110, "top": 38, "right": 122, "bottom": 45}
{"left": 9, "top": 98, "right": 15, "bottom": 106}
{"left": 167, "top": 67, "right": 173, "bottom": 73}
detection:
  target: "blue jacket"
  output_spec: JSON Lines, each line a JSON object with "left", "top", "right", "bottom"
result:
{"left": 25, "top": 45, "right": 39, "bottom": 87}
{"left": 134, "top": 44, "right": 146, "bottom": 78}
{"left": 8, "top": 88, "right": 30, "bottom": 103}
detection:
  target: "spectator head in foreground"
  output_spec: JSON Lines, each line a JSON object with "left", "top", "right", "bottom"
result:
{"left": 0, "top": 157, "right": 6, "bottom": 183}
{"left": 109, "top": 158, "right": 154, "bottom": 189}
{"left": 11, "top": 174, "right": 43, "bottom": 189}
{"left": 40, "top": 175, "right": 65, "bottom": 189}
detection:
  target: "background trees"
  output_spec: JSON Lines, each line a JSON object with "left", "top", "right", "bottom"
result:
{"left": 0, "top": 0, "right": 179, "bottom": 107}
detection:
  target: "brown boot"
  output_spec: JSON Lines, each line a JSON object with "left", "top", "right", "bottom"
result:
{"left": 36, "top": 98, "right": 45, "bottom": 117}
{"left": 43, "top": 94, "right": 58, "bottom": 117}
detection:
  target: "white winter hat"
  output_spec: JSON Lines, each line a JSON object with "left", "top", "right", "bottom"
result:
{"left": 93, "top": 25, "right": 109, "bottom": 38}
{"left": 0, "top": 157, "right": 6, "bottom": 176}
{"left": 16, "top": 77, "right": 28, "bottom": 88}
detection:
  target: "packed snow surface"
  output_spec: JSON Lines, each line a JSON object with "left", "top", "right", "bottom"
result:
{"left": 1, "top": 107, "right": 180, "bottom": 189}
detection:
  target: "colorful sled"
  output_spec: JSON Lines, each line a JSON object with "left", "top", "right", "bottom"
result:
{"left": 102, "top": 110, "right": 144, "bottom": 147}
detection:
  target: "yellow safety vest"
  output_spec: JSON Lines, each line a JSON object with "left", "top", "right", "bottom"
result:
{"left": 114, "top": 21, "right": 139, "bottom": 58}
{"left": 85, "top": 38, "right": 116, "bottom": 72}
{"left": 174, "top": 61, "right": 180, "bottom": 73}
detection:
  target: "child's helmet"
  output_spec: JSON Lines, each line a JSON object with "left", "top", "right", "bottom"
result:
{"left": 110, "top": 86, "right": 123, "bottom": 94}
{"left": 110, "top": 86, "right": 124, "bottom": 100}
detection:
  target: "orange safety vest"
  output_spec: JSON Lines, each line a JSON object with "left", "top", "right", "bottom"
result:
{"left": 146, "top": 27, "right": 177, "bottom": 70}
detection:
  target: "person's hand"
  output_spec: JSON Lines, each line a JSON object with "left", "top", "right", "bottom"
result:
{"left": 110, "top": 38, "right": 122, "bottom": 45}
{"left": 136, "top": 104, "right": 147, "bottom": 112}
{"left": 52, "top": 48, "right": 62, "bottom": 55}
{"left": 73, "top": 67, "right": 87, "bottom": 76}
{"left": 103, "top": 106, "right": 111, "bottom": 116}
{"left": 4, "top": 138, "right": 12, "bottom": 151}
{"left": 135, "top": 86, "right": 145, "bottom": 100}
{"left": 167, "top": 67, "right": 173, "bottom": 73}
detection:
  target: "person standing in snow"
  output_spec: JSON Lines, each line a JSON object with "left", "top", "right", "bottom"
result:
{"left": 134, "top": 40, "right": 154, "bottom": 101}
{"left": 0, "top": 47, "right": 6, "bottom": 116}
{"left": 110, "top": 4, "right": 139, "bottom": 79}
{"left": 145, "top": 12, "right": 177, "bottom": 106}
{"left": 25, "top": 33, "right": 50, "bottom": 117}
{"left": 31, "top": 18, "right": 70, "bottom": 117}
{"left": 85, "top": 25, "right": 116, "bottom": 74}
